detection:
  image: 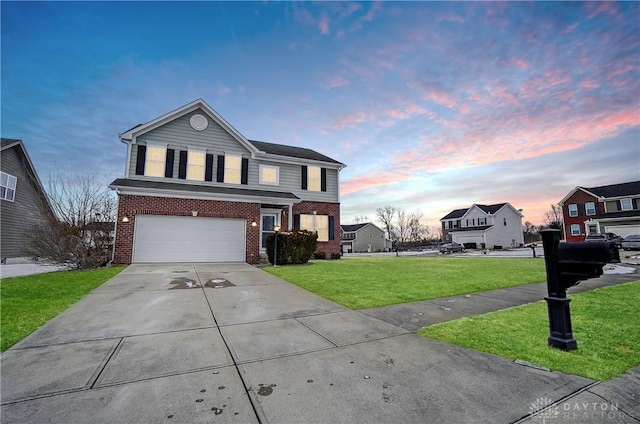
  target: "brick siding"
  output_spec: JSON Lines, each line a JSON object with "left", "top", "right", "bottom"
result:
{"left": 114, "top": 195, "right": 341, "bottom": 264}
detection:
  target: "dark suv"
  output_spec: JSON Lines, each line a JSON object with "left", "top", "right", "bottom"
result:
{"left": 585, "top": 232, "right": 623, "bottom": 248}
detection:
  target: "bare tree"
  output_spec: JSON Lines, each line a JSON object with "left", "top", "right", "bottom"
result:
{"left": 24, "top": 173, "right": 116, "bottom": 269}
{"left": 354, "top": 215, "right": 369, "bottom": 224}
{"left": 376, "top": 206, "right": 396, "bottom": 240}
{"left": 543, "top": 204, "right": 564, "bottom": 237}
{"left": 523, "top": 221, "right": 541, "bottom": 243}
{"left": 395, "top": 208, "right": 411, "bottom": 244}
{"left": 408, "top": 210, "right": 426, "bottom": 242}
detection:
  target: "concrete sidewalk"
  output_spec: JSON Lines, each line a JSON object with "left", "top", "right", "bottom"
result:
{"left": 1, "top": 263, "right": 637, "bottom": 423}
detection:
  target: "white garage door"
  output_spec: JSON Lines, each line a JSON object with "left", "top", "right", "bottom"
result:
{"left": 133, "top": 215, "right": 245, "bottom": 263}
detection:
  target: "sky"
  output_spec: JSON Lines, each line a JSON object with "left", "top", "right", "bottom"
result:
{"left": 2, "top": 1, "right": 639, "bottom": 230}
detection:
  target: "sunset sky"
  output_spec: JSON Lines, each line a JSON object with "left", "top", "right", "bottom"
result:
{"left": 2, "top": 1, "right": 638, "bottom": 229}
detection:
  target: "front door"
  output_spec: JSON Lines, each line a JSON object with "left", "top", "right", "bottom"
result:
{"left": 261, "top": 214, "right": 278, "bottom": 249}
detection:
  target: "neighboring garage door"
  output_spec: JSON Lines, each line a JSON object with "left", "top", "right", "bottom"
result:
{"left": 133, "top": 215, "right": 245, "bottom": 263}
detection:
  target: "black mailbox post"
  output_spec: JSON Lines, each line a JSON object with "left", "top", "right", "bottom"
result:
{"left": 540, "top": 229, "right": 620, "bottom": 351}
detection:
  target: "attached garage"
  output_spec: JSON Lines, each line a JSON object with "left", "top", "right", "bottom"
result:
{"left": 132, "top": 215, "right": 246, "bottom": 263}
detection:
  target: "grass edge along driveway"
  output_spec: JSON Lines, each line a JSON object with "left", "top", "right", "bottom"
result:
{"left": 266, "top": 256, "right": 546, "bottom": 309}
{"left": 0, "top": 266, "right": 125, "bottom": 352}
{"left": 419, "top": 280, "right": 640, "bottom": 381}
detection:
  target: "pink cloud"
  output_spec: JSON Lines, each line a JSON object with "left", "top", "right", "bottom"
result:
{"left": 585, "top": 1, "right": 619, "bottom": 19}
{"left": 563, "top": 22, "right": 579, "bottom": 33}
{"left": 324, "top": 75, "right": 350, "bottom": 89}
{"left": 580, "top": 79, "right": 600, "bottom": 89}
{"left": 318, "top": 13, "right": 330, "bottom": 35}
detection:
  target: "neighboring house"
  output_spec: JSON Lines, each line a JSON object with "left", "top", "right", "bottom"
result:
{"left": 340, "top": 223, "right": 391, "bottom": 253}
{"left": 1, "top": 138, "right": 53, "bottom": 263}
{"left": 109, "top": 99, "right": 345, "bottom": 264}
{"left": 559, "top": 181, "right": 640, "bottom": 242}
{"left": 440, "top": 203, "right": 524, "bottom": 249}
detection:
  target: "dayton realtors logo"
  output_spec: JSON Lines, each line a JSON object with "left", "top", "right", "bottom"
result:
{"left": 529, "top": 397, "right": 623, "bottom": 422}
{"left": 529, "top": 397, "right": 560, "bottom": 423}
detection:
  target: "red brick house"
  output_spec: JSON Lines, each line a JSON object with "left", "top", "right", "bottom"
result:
{"left": 558, "top": 181, "right": 640, "bottom": 242}
{"left": 109, "top": 99, "right": 345, "bottom": 264}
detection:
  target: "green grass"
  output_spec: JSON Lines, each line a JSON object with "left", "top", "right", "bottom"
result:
{"left": 266, "top": 256, "right": 545, "bottom": 309}
{"left": 0, "top": 266, "right": 125, "bottom": 352}
{"left": 419, "top": 280, "right": 640, "bottom": 381}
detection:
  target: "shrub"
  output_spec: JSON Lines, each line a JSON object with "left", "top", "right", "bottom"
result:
{"left": 266, "top": 230, "right": 318, "bottom": 265}
{"left": 330, "top": 253, "right": 341, "bottom": 260}
{"left": 314, "top": 252, "right": 326, "bottom": 260}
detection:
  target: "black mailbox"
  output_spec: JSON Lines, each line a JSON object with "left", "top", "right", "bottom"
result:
{"left": 539, "top": 229, "right": 621, "bottom": 351}
{"left": 557, "top": 241, "right": 620, "bottom": 290}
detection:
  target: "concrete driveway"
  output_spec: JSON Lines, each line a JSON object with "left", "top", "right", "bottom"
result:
{"left": 1, "top": 263, "right": 629, "bottom": 423}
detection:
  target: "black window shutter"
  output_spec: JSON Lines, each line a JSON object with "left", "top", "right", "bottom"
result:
{"left": 321, "top": 168, "right": 327, "bottom": 192}
{"left": 205, "top": 154, "right": 214, "bottom": 182}
{"left": 301, "top": 166, "right": 308, "bottom": 190}
{"left": 241, "top": 158, "right": 249, "bottom": 185}
{"left": 293, "top": 214, "right": 300, "bottom": 229}
{"left": 216, "top": 155, "right": 225, "bottom": 183}
{"left": 633, "top": 199, "right": 638, "bottom": 209}
{"left": 328, "top": 216, "right": 335, "bottom": 240}
{"left": 164, "top": 149, "right": 175, "bottom": 178}
{"left": 135, "top": 145, "right": 146, "bottom": 175}
{"left": 617, "top": 200, "right": 622, "bottom": 211}
{"left": 178, "top": 150, "right": 187, "bottom": 179}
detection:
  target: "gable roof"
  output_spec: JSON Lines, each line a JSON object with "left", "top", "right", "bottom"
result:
{"left": 119, "top": 99, "right": 344, "bottom": 168}
{"left": 1, "top": 138, "right": 53, "bottom": 214}
{"left": 440, "top": 203, "right": 514, "bottom": 221}
{"left": 559, "top": 181, "right": 640, "bottom": 204}
{"left": 341, "top": 223, "right": 368, "bottom": 232}
{"left": 249, "top": 140, "right": 343, "bottom": 165}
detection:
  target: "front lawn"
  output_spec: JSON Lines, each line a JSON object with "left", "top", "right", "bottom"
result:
{"left": 266, "top": 256, "right": 545, "bottom": 309}
{"left": 0, "top": 266, "right": 125, "bottom": 352}
{"left": 419, "top": 281, "right": 640, "bottom": 381}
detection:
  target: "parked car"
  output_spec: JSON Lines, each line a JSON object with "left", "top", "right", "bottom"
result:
{"left": 621, "top": 234, "right": 640, "bottom": 251}
{"left": 439, "top": 242, "right": 465, "bottom": 254}
{"left": 585, "top": 232, "right": 623, "bottom": 248}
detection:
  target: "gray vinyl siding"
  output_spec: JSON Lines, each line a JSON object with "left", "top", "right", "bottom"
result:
{"left": 128, "top": 109, "right": 340, "bottom": 203}
{"left": 351, "top": 224, "right": 387, "bottom": 252}
{"left": 1, "top": 146, "right": 50, "bottom": 259}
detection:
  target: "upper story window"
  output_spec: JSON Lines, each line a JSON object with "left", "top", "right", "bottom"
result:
{"left": 343, "top": 232, "right": 356, "bottom": 240}
{"left": 568, "top": 204, "right": 578, "bottom": 217}
{"left": 224, "top": 154, "right": 242, "bottom": 184}
{"left": 620, "top": 198, "right": 633, "bottom": 211}
{"left": 466, "top": 218, "right": 475, "bottom": 227}
{"left": 145, "top": 145, "right": 166, "bottom": 177}
{"left": 1, "top": 172, "right": 17, "bottom": 201}
{"left": 585, "top": 202, "right": 596, "bottom": 216}
{"left": 301, "top": 165, "right": 326, "bottom": 192}
{"left": 307, "top": 166, "right": 321, "bottom": 191}
{"left": 503, "top": 217, "right": 507, "bottom": 226}
{"left": 478, "top": 217, "right": 487, "bottom": 225}
{"left": 187, "top": 150, "right": 206, "bottom": 181}
{"left": 443, "top": 221, "right": 449, "bottom": 229}
{"left": 259, "top": 165, "right": 279, "bottom": 185}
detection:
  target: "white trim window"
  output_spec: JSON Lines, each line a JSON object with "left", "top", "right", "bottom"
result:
{"left": 620, "top": 198, "right": 633, "bottom": 211}
{"left": 224, "top": 154, "right": 242, "bottom": 184}
{"left": 145, "top": 145, "right": 166, "bottom": 177}
{"left": 585, "top": 202, "right": 596, "bottom": 216}
{"left": 307, "top": 166, "right": 321, "bottom": 192}
{"left": 0, "top": 172, "right": 17, "bottom": 201}
{"left": 300, "top": 214, "right": 329, "bottom": 242}
{"left": 444, "top": 221, "right": 449, "bottom": 229}
{"left": 568, "top": 204, "right": 579, "bottom": 217}
{"left": 466, "top": 218, "right": 475, "bottom": 227}
{"left": 259, "top": 165, "right": 279, "bottom": 185}
{"left": 478, "top": 217, "right": 487, "bottom": 225}
{"left": 570, "top": 224, "right": 581, "bottom": 236}
{"left": 187, "top": 150, "right": 206, "bottom": 181}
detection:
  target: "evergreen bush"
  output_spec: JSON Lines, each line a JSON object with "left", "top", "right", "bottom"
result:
{"left": 266, "top": 230, "right": 318, "bottom": 265}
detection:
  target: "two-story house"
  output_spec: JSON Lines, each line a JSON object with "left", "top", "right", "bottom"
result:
{"left": 559, "top": 181, "right": 640, "bottom": 242}
{"left": 109, "top": 99, "right": 345, "bottom": 264}
{"left": 340, "top": 223, "right": 391, "bottom": 253}
{"left": 1, "top": 138, "right": 53, "bottom": 263}
{"left": 440, "top": 203, "right": 524, "bottom": 249}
